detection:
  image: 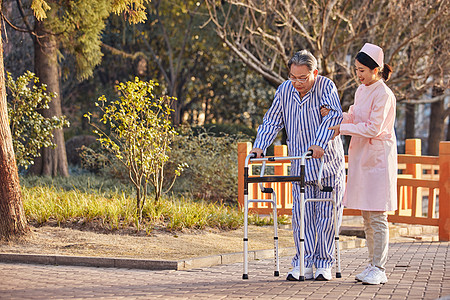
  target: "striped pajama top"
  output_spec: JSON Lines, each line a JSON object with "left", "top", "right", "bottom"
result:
{"left": 253, "top": 75, "right": 345, "bottom": 182}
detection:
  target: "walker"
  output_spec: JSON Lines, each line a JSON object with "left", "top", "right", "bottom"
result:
{"left": 242, "top": 150, "right": 341, "bottom": 280}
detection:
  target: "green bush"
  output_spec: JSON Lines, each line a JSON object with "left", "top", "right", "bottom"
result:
{"left": 6, "top": 71, "right": 69, "bottom": 169}
{"left": 192, "top": 123, "right": 257, "bottom": 139}
{"left": 167, "top": 126, "right": 251, "bottom": 204}
{"left": 85, "top": 77, "right": 185, "bottom": 222}
{"left": 79, "top": 124, "right": 251, "bottom": 205}
{"left": 78, "top": 143, "right": 129, "bottom": 180}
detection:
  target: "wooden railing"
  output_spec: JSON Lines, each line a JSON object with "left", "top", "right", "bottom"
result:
{"left": 237, "top": 139, "right": 450, "bottom": 241}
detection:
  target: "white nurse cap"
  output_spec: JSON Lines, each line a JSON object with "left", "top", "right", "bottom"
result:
{"left": 360, "top": 43, "right": 384, "bottom": 67}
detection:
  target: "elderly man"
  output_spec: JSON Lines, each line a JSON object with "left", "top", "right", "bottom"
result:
{"left": 250, "top": 50, "right": 345, "bottom": 281}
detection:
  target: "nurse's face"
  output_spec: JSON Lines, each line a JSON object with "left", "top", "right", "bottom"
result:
{"left": 355, "top": 60, "right": 378, "bottom": 86}
{"left": 289, "top": 64, "right": 318, "bottom": 97}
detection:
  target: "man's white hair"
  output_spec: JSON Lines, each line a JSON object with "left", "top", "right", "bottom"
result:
{"left": 288, "top": 50, "right": 318, "bottom": 72}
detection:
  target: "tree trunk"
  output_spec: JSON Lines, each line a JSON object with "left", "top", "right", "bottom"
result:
{"left": 405, "top": 103, "right": 415, "bottom": 139}
{"left": 30, "top": 20, "right": 69, "bottom": 177}
{"left": 174, "top": 101, "right": 182, "bottom": 125}
{"left": 427, "top": 86, "right": 445, "bottom": 155}
{"left": 0, "top": 12, "right": 29, "bottom": 240}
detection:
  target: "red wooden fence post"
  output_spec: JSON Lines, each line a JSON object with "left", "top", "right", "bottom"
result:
{"left": 405, "top": 139, "right": 422, "bottom": 215}
{"left": 274, "top": 145, "right": 288, "bottom": 211}
{"left": 238, "top": 142, "right": 252, "bottom": 211}
{"left": 439, "top": 141, "right": 450, "bottom": 241}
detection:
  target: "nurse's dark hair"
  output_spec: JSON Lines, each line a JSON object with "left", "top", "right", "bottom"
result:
{"left": 355, "top": 52, "right": 393, "bottom": 82}
{"left": 288, "top": 50, "right": 318, "bottom": 72}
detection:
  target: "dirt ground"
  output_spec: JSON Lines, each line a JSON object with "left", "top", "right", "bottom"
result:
{"left": 0, "top": 225, "right": 295, "bottom": 261}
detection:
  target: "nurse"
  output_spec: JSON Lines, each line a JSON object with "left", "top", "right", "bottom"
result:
{"left": 328, "top": 43, "right": 397, "bottom": 285}
{"left": 251, "top": 50, "right": 346, "bottom": 281}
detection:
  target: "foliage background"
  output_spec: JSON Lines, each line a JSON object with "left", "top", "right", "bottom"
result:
{"left": 2, "top": 0, "right": 449, "bottom": 219}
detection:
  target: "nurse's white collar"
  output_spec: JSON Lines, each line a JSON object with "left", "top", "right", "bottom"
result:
{"left": 363, "top": 79, "right": 383, "bottom": 88}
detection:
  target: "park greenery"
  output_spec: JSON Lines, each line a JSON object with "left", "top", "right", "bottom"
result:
{"left": 19, "top": 174, "right": 244, "bottom": 232}
{"left": 1, "top": 0, "right": 448, "bottom": 238}
{"left": 7, "top": 72, "right": 277, "bottom": 231}
{"left": 84, "top": 77, "right": 186, "bottom": 221}
{"left": 19, "top": 173, "right": 286, "bottom": 232}
{"left": 6, "top": 71, "right": 69, "bottom": 169}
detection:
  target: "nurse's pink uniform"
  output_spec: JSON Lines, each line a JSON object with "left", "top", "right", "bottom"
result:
{"left": 340, "top": 79, "right": 397, "bottom": 211}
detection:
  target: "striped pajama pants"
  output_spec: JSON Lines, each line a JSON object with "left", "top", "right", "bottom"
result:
{"left": 291, "top": 173, "right": 344, "bottom": 269}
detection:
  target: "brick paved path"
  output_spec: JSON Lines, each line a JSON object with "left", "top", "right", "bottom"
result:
{"left": 0, "top": 242, "right": 449, "bottom": 300}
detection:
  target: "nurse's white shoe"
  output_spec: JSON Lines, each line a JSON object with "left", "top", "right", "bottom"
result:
{"left": 362, "top": 267, "right": 388, "bottom": 285}
{"left": 355, "top": 264, "right": 374, "bottom": 282}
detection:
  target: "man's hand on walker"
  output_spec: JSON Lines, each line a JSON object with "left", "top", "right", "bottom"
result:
{"left": 308, "top": 145, "right": 324, "bottom": 159}
{"left": 250, "top": 148, "right": 264, "bottom": 158}
{"left": 328, "top": 124, "right": 340, "bottom": 140}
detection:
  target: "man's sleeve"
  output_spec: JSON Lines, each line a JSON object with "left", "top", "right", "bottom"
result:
{"left": 313, "top": 81, "right": 343, "bottom": 149}
{"left": 253, "top": 89, "right": 284, "bottom": 152}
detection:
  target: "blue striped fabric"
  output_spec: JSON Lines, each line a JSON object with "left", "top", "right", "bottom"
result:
{"left": 253, "top": 76, "right": 345, "bottom": 182}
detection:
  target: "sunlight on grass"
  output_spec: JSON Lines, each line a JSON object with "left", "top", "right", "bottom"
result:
{"left": 20, "top": 180, "right": 243, "bottom": 231}
{"left": 20, "top": 174, "right": 290, "bottom": 232}
{"left": 22, "top": 185, "right": 136, "bottom": 228}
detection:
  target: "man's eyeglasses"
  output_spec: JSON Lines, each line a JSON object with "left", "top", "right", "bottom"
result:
{"left": 288, "top": 72, "right": 311, "bottom": 83}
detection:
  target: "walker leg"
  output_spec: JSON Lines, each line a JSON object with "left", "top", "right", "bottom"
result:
{"left": 333, "top": 191, "right": 342, "bottom": 278}
{"left": 336, "top": 237, "right": 342, "bottom": 278}
{"left": 273, "top": 194, "right": 279, "bottom": 277}
{"left": 243, "top": 194, "right": 249, "bottom": 279}
{"left": 299, "top": 193, "right": 305, "bottom": 281}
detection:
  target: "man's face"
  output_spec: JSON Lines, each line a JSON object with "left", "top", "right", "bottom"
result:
{"left": 289, "top": 64, "right": 318, "bottom": 97}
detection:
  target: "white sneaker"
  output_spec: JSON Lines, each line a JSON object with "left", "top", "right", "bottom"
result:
{"left": 362, "top": 267, "right": 388, "bottom": 285}
{"left": 355, "top": 264, "right": 374, "bottom": 282}
{"left": 286, "top": 266, "right": 314, "bottom": 281}
{"left": 315, "top": 268, "right": 332, "bottom": 281}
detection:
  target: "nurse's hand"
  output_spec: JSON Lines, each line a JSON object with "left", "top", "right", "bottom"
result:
{"left": 250, "top": 148, "right": 264, "bottom": 158}
{"left": 328, "top": 124, "right": 340, "bottom": 140}
{"left": 308, "top": 145, "right": 324, "bottom": 159}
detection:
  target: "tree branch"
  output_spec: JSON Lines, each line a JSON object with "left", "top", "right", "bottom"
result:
{"left": 15, "top": 0, "right": 34, "bottom": 36}
{"left": 101, "top": 43, "right": 147, "bottom": 60}
{"left": 1, "top": 10, "right": 31, "bottom": 33}
{"left": 398, "top": 94, "right": 450, "bottom": 105}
